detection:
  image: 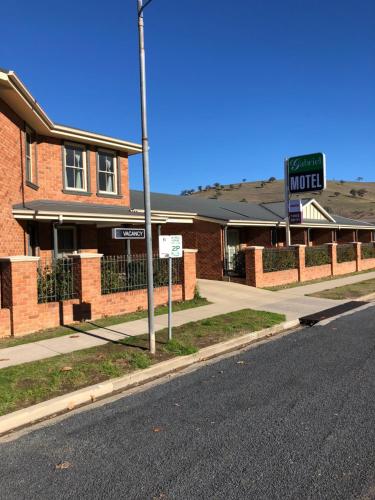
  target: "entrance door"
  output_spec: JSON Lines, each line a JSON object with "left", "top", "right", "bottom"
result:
{"left": 226, "top": 229, "right": 240, "bottom": 271}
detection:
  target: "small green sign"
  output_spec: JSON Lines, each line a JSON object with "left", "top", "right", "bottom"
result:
{"left": 288, "top": 152, "right": 326, "bottom": 194}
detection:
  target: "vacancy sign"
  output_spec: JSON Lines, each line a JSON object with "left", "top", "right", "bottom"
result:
{"left": 288, "top": 199, "right": 303, "bottom": 224}
{"left": 288, "top": 153, "right": 326, "bottom": 194}
{"left": 159, "top": 235, "right": 183, "bottom": 259}
{"left": 112, "top": 228, "right": 145, "bottom": 239}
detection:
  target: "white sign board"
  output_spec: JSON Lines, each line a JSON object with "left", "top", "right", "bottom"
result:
{"left": 159, "top": 235, "right": 183, "bottom": 259}
{"left": 288, "top": 200, "right": 302, "bottom": 213}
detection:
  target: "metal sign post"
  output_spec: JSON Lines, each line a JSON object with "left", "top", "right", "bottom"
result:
{"left": 284, "top": 158, "right": 291, "bottom": 247}
{"left": 159, "top": 235, "right": 183, "bottom": 341}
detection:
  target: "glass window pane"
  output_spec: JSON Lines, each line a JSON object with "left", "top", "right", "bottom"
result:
{"left": 99, "top": 172, "right": 107, "bottom": 191}
{"left": 66, "top": 167, "right": 75, "bottom": 188}
{"left": 74, "top": 150, "right": 82, "bottom": 168}
{"left": 26, "top": 133, "right": 31, "bottom": 156}
{"left": 107, "top": 173, "right": 114, "bottom": 192}
{"left": 75, "top": 168, "right": 83, "bottom": 189}
{"left": 99, "top": 153, "right": 107, "bottom": 171}
{"left": 65, "top": 146, "right": 75, "bottom": 166}
{"left": 58, "top": 229, "right": 74, "bottom": 252}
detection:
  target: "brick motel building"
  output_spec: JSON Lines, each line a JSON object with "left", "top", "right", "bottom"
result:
{"left": 1, "top": 67, "right": 375, "bottom": 337}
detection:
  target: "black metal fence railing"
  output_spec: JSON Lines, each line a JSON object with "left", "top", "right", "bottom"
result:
{"left": 263, "top": 247, "right": 298, "bottom": 273}
{"left": 361, "top": 243, "right": 375, "bottom": 260}
{"left": 224, "top": 250, "right": 246, "bottom": 278}
{"left": 305, "top": 245, "right": 331, "bottom": 267}
{"left": 101, "top": 254, "right": 182, "bottom": 295}
{"left": 37, "top": 258, "right": 77, "bottom": 304}
{"left": 337, "top": 244, "right": 356, "bottom": 263}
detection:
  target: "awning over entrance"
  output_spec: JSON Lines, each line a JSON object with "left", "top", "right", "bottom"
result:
{"left": 12, "top": 200, "right": 193, "bottom": 225}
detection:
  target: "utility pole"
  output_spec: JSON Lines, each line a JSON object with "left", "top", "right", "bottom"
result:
{"left": 137, "top": 0, "right": 155, "bottom": 354}
{"left": 284, "top": 158, "right": 291, "bottom": 247}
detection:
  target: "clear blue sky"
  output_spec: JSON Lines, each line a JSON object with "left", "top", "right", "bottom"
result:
{"left": 1, "top": 0, "right": 374, "bottom": 193}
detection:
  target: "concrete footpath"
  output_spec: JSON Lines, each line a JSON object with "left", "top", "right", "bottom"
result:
{"left": 1, "top": 271, "right": 375, "bottom": 370}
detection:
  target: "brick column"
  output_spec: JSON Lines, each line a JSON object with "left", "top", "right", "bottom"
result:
{"left": 353, "top": 242, "right": 362, "bottom": 272}
{"left": 327, "top": 243, "right": 337, "bottom": 276}
{"left": 182, "top": 249, "right": 197, "bottom": 300}
{"left": 245, "top": 246, "right": 264, "bottom": 287}
{"left": 71, "top": 253, "right": 103, "bottom": 320}
{"left": 0, "top": 256, "right": 40, "bottom": 336}
{"left": 294, "top": 245, "right": 306, "bottom": 282}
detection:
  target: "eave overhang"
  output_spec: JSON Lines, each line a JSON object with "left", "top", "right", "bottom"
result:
{"left": 0, "top": 70, "right": 142, "bottom": 155}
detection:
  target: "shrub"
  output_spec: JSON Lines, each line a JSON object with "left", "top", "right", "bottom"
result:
{"left": 263, "top": 248, "right": 297, "bottom": 273}
{"left": 305, "top": 246, "right": 331, "bottom": 267}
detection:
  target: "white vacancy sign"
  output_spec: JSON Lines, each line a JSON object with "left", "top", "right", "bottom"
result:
{"left": 159, "top": 235, "right": 183, "bottom": 259}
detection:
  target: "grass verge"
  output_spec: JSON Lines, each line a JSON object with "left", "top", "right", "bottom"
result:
{"left": 307, "top": 278, "right": 375, "bottom": 300}
{"left": 265, "top": 268, "right": 375, "bottom": 291}
{"left": 0, "top": 297, "right": 210, "bottom": 350}
{"left": 0, "top": 309, "right": 285, "bottom": 416}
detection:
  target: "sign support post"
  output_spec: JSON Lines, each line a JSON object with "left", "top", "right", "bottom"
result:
{"left": 168, "top": 256, "right": 172, "bottom": 341}
{"left": 284, "top": 158, "right": 291, "bottom": 247}
{"left": 159, "top": 235, "right": 183, "bottom": 342}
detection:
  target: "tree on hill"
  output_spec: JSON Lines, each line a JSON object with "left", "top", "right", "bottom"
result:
{"left": 268, "top": 176, "right": 276, "bottom": 182}
{"left": 205, "top": 185, "right": 211, "bottom": 190}
{"left": 198, "top": 185, "right": 203, "bottom": 192}
{"left": 357, "top": 177, "right": 364, "bottom": 182}
{"left": 180, "top": 190, "right": 188, "bottom": 196}
{"left": 350, "top": 189, "right": 358, "bottom": 197}
{"left": 242, "top": 178, "right": 247, "bottom": 182}
{"left": 229, "top": 184, "right": 234, "bottom": 190}
{"left": 340, "top": 180, "right": 345, "bottom": 184}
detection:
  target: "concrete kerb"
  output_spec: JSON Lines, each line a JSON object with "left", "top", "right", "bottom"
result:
{"left": 0, "top": 319, "right": 299, "bottom": 435}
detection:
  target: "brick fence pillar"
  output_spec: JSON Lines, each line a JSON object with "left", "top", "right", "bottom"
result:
{"left": 328, "top": 243, "right": 337, "bottom": 276}
{"left": 0, "top": 256, "right": 40, "bottom": 336}
{"left": 182, "top": 249, "right": 197, "bottom": 300}
{"left": 294, "top": 245, "right": 306, "bottom": 282}
{"left": 353, "top": 242, "right": 362, "bottom": 272}
{"left": 245, "top": 246, "right": 264, "bottom": 287}
{"left": 71, "top": 253, "right": 103, "bottom": 320}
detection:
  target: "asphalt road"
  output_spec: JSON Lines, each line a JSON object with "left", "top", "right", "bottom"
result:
{"left": 2, "top": 306, "right": 375, "bottom": 500}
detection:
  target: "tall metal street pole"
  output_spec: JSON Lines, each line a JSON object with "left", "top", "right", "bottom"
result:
{"left": 284, "top": 158, "right": 291, "bottom": 247}
{"left": 137, "top": 0, "right": 155, "bottom": 354}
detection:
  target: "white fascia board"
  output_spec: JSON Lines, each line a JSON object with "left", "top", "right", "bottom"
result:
{"left": 3, "top": 71, "right": 142, "bottom": 155}
{"left": 228, "top": 220, "right": 277, "bottom": 227}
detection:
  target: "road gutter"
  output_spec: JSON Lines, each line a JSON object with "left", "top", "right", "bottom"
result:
{"left": 0, "top": 319, "right": 299, "bottom": 436}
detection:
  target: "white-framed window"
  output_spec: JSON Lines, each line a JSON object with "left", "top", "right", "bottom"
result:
{"left": 25, "top": 127, "right": 33, "bottom": 183}
{"left": 64, "top": 143, "right": 87, "bottom": 191}
{"left": 97, "top": 150, "right": 118, "bottom": 194}
{"left": 57, "top": 226, "right": 77, "bottom": 257}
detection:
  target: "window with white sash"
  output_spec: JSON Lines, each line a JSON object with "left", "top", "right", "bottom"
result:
{"left": 97, "top": 150, "right": 118, "bottom": 194}
{"left": 63, "top": 143, "right": 87, "bottom": 191}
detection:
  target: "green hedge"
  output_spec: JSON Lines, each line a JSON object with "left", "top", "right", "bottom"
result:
{"left": 305, "top": 246, "right": 331, "bottom": 267}
{"left": 263, "top": 248, "right": 297, "bottom": 273}
{"left": 337, "top": 245, "right": 355, "bottom": 263}
{"left": 361, "top": 243, "right": 375, "bottom": 260}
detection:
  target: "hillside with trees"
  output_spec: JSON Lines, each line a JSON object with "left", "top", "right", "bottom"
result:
{"left": 181, "top": 178, "right": 375, "bottom": 222}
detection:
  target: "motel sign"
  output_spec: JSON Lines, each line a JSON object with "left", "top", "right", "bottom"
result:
{"left": 288, "top": 153, "right": 326, "bottom": 194}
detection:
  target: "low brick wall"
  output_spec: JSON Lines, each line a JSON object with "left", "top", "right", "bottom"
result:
{"left": 302, "top": 264, "right": 331, "bottom": 282}
{"left": 0, "top": 250, "right": 197, "bottom": 338}
{"left": 260, "top": 269, "right": 299, "bottom": 288}
{"left": 245, "top": 243, "right": 375, "bottom": 288}
{"left": 335, "top": 261, "right": 356, "bottom": 276}
{"left": 360, "top": 257, "right": 375, "bottom": 271}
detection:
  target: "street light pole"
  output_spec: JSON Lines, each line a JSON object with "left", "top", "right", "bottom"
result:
{"left": 137, "top": 0, "right": 155, "bottom": 354}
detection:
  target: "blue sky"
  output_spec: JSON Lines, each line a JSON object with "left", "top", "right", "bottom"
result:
{"left": 1, "top": 0, "right": 374, "bottom": 193}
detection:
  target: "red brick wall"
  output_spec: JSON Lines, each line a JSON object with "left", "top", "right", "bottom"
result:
{"left": 310, "top": 229, "right": 334, "bottom": 245}
{"left": 291, "top": 228, "right": 307, "bottom": 245}
{"left": 0, "top": 97, "right": 131, "bottom": 257}
{"left": 337, "top": 229, "right": 356, "bottom": 243}
{"left": 0, "top": 99, "right": 27, "bottom": 256}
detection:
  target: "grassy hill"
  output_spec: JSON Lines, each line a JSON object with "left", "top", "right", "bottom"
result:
{"left": 186, "top": 180, "right": 375, "bottom": 222}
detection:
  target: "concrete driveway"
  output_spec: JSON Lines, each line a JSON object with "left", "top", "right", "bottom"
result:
{"left": 197, "top": 278, "right": 350, "bottom": 321}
